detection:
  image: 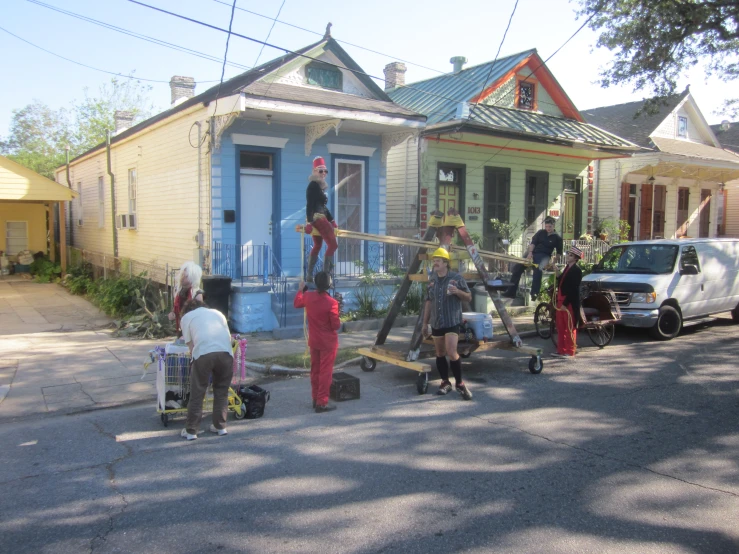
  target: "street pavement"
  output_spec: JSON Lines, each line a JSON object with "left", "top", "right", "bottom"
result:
{"left": 1, "top": 284, "right": 738, "bottom": 552}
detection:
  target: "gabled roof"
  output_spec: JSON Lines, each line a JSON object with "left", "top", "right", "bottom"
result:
{"left": 580, "top": 89, "right": 690, "bottom": 148}
{"left": 388, "top": 50, "right": 536, "bottom": 125}
{"left": 67, "top": 37, "right": 407, "bottom": 165}
{"left": 1, "top": 155, "right": 77, "bottom": 202}
{"left": 711, "top": 122, "right": 739, "bottom": 153}
{"left": 461, "top": 104, "right": 638, "bottom": 149}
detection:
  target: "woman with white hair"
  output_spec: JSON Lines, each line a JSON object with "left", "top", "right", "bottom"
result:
{"left": 168, "top": 261, "right": 204, "bottom": 336}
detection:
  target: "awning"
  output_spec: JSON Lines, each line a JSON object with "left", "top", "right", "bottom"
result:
{"left": 627, "top": 161, "right": 739, "bottom": 183}
{"left": 0, "top": 155, "right": 77, "bottom": 202}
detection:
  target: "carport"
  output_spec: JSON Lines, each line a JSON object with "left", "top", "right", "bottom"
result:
{"left": 0, "top": 155, "right": 76, "bottom": 272}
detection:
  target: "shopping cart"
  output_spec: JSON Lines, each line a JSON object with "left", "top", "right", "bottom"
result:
{"left": 149, "top": 338, "right": 248, "bottom": 427}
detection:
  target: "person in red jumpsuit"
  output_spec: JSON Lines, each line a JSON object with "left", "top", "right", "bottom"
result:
{"left": 293, "top": 271, "right": 341, "bottom": 412}
{"left": 304, "top": 156, "right": 338, "bottom": 280}
{"left": 553, "top": 246, "right": 583, "bottom": 358}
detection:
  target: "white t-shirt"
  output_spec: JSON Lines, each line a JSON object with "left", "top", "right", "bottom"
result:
{"left": 180, "top": 307, "right": 232, "bottom": 360}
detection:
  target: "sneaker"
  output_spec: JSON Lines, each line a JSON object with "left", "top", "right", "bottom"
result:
{"left": 530, "top": 294, "right": 538, "bottom": 302}
{"left": 437, "top": 381, "right": 452, "bottom": 395}
{"left": 315, "top": 404, "right": 337, "bottom": 413}
{"left": 180, "top": 428, "right": 197, "bottom": 441}
{"left": 209, "top": 424, "right": 227, "bottom": 436}
{"left": 456, "top": 383, "right": 473, "bottom": 400}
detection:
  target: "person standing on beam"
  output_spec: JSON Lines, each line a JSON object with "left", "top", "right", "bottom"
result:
{"left": 422, "top": 247, "right": 473, "bottom": 400}
{"left": 304, "top": 156, "right": 338, "bottom": 280}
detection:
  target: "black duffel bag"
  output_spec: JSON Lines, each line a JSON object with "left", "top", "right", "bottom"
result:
{"left": 238, "top": 385, "right": 270, "bottom": 419}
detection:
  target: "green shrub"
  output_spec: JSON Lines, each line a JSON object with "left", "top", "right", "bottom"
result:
{"left": 64, "top": 262, "right": 94, "bottom": 295}
{"left": 401, "top": 281, "right": 425, "bottom": 315}
{"left": 30, "top": 256, "right": 62, "bottom": 283}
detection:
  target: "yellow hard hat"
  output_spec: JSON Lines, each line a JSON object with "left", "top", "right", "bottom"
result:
{"left": 431, "top": 247, "right": 451, "bottom": 260}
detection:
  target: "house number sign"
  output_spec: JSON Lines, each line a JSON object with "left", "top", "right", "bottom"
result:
{"left": 548, "top": 210, "right": 560, "bottom": 218}
{"left": 467, "top": 207, "right": 481, "bottom": 214}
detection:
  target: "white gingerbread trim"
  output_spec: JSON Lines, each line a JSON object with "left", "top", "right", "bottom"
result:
{"left": 232, "top": 134, "right": 289, "bottom": 149}
{"left": 381, "top": 131, "right": 416, "bottom": 164}
{"left": 212, "top": 114, "right": 237, "bottom": 151}
{"left": 326, "top": 143, "right": 376, "bottom": 157}
{"left": 304, "top": 119, "right": 342, "bottom": 156}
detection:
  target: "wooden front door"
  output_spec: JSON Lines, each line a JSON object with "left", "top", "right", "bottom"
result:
{"left": 438, "top": 183, "right": 459, "bottom": 214}
{"left": 699, "top": 189, "right": 711, "bottom": 238}
{"left": 639, "top": 183, "right": 653, "bottom": 240}
{"left": 562, "top": 192, "right": 577, "bottom": 241}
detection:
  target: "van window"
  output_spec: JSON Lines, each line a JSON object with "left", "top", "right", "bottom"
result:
{"left": 679, "top": 246, "right": 701, "bottom": 272}
{"left": 594, "top": 244, "right": 678, "bottom": 274}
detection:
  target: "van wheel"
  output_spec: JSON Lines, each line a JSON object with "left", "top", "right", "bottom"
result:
{"left": 649, "top": 305, "right": 682, "bottom": 340}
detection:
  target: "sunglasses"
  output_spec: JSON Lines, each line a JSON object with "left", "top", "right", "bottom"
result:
{"left": 317, "top": 169, "right": 328, "bottom": 174}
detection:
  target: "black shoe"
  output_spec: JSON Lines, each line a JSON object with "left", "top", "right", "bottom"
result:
{"left": 530, "top": 294, "right": 538, "bottom": 302}
{"left": 312, "top": 399, "right": 316, "bottom": 409}
{"left": 315, "top": 404, "right": 337, "bottom": 413}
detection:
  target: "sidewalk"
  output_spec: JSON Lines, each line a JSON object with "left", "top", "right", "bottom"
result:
{"left": 0, "top": 279, "right": 535, "bottom": 421}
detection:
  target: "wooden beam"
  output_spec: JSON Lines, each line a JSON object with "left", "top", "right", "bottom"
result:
{"left": 357, "top": 348, "right": 430, "bottom": 373}
{"left": 58, "top": 201, "right": 67, "bottom": 273}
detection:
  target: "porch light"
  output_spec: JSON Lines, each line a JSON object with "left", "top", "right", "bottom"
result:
{"left": 647, "top": 175, "right": 656, "bottom": 183}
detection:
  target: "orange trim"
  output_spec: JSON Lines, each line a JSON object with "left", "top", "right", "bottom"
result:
{"left": 471, "top": 54, "right": 584, "bottom": 122}
{"left": 424, "top": 137, "right": 628, "bottom": 161}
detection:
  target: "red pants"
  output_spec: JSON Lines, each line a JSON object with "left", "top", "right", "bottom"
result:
{"left": 555, "top": 291, "right": 577, "bottom": 356}
{"left": 310, "top": 346, "right": 337, "bottom": 406}
{"left": 310, "top": 217, "right": 338, "bottom": 257}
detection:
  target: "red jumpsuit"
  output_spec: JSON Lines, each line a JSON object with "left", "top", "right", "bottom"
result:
{"left": 293, "top": 289, "right": 341, "bottom": 406}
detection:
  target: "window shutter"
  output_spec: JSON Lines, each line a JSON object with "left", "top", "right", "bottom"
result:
{"left": 620, "top": 182, "right": 630, "bottom": 221}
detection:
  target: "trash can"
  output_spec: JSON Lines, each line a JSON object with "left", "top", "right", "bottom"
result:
{"left": 202, "top": 275, "right": 232, "bottom": 320}
{"left": 473, "top": 284, "right": 492, "bottom": 314}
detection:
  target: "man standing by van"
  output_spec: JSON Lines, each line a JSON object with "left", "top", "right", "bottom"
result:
{"left": 504, "top": 216, "right": 562, "bottom": 301}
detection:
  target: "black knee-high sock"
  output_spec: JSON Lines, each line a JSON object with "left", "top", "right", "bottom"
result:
{"left": 450, "top": 358, "right": 462, "bottom": 384}
{"left": 436, "top": 357, "right": 449, "bottom": 382}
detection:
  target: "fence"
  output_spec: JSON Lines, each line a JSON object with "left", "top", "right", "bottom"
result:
{"left": 211, "top": 242, "right": 272, "bottom": 285}
{"left": 69, "top": 247, "right": 171, "bottom": 286}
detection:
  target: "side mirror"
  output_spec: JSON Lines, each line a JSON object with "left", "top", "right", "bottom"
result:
{"left": 680, "top": 264, "right": 699, "bottom": 275}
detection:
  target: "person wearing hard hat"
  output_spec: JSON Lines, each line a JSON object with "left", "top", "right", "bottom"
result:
{"left": 422, "top": 247, "right": 473, "bottom": 400}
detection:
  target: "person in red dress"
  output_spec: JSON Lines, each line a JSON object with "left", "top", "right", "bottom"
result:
{"left": 293, "top": 271, "right": 341, "bottom": 412}
{"left": 552, "top": 246, "right": 583, "bottom": 357}
{"left": 304, "top": 157, "right": 338, "bottom": 280}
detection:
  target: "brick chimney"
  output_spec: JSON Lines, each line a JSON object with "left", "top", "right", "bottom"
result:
{"left": 383, "top": 62, "right": 407, "bottom": 91}
{"left": 114, "top": 111, "right": 134, "bottom": 134}
{"left": 170, "top": 76, "right": 196, "bottom": 106}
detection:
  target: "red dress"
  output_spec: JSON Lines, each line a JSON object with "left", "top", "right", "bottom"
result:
{"left": 555, "top": 265, "right": 577, "bottom": 356}
{"left": 293, "top": 289, "right": 341, "bottom": 406}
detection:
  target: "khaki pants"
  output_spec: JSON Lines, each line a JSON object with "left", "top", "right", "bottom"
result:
{"left": 186, "top": 351, "right": 233, "bottom": 434}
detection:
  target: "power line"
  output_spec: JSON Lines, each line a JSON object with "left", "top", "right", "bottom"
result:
{"left": 469, "top": 0, "right": 519, "bottom": 120}
{"left": 25, "top": 0, "right": 246, "bottom": 76}
{"left": 0, "top": 24, "right": 172, "bottom": 83}
{"left": 253, "top": 0, "right": 287, "bottom": 67}
{"left": 211, "top": 0, "right": 238, "bottom": 117}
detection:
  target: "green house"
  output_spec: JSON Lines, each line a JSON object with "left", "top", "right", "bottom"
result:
{"left": 383, "top": 51, "right": 640, "bottom": 255}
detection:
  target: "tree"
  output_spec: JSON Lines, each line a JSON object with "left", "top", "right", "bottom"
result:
{"left": 74, "top": 77, "right": 155, "bottom": 153}
{"left": 0, "top": 76, "right": 156, "bottom": 179}
{"left": 578, "top": 0, "right": 739, "bottom": 115}
{"left": 0, "top": 100, "right": 73, "bottom": 179}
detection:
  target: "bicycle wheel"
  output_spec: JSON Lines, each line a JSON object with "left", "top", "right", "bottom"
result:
{"left": 587, "top": 323, "right": 615, "bottom": 348}
{"left": 534, "top": 302, "right": 554, "bottom": 339}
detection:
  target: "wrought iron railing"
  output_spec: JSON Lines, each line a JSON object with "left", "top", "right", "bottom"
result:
{"left": 303, "top": 235, "right": 413, "bottom": 279}
{"left": 211, "top": 242, "right": 271, "bottom": 285}
{"left": 269, "top": 251, "right": 289, "bottom": 328}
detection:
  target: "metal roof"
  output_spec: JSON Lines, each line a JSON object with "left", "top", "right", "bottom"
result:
{"left": 388, "top": 50, "right": 535, "bottom": 125}
{"left": 464, "top": 104, "right": 639, "bottom": 149}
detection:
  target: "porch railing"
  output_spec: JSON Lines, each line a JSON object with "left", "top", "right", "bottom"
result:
{"left": 211, "top": 242, "right": 272, "bottom": 285}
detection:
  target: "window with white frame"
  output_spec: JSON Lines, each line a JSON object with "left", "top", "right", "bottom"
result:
{"left": 5, "top": 221, "right": 28, "bottom": 255}
{"left": 677, "top": 116, "right": 688, "bottom": 138}
{"left": 98, "top": 176, "right": 105, "bottom": 227}
{"left": 128, "top": 168, "right": 137, "bottom": 214}
{"left": 76, "top": 181, "right": 83, "bottom": 226}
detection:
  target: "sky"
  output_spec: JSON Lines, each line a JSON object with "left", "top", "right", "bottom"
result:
{"left": 1, "top": 0, "right": 736, "bottom": 140}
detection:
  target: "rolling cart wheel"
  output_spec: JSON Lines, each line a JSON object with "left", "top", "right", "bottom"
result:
{"left": 528, "top": 356, "right": 543, "bottom": 374}
{"left": 360, "top": 356, "right": 376, "bottom": 372}
{"left": 416, "top": 372, "right": 429, "bottom": 395}
{"left": 233, "top": 402, "right": 246, "bottom": 420}
{"left": 161, "top": 413, "right": 169, "bottom": 427}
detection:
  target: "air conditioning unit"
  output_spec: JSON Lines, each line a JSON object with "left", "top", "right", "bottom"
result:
{"left": 116, "top": 214, "right": 137, "bottom": 230}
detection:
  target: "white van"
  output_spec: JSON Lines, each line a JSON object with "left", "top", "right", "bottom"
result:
{"left": 582, "top": 239, "right": 739, "bottom": 340}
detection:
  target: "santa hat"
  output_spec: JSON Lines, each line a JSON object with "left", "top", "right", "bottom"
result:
{"left": 568, "top": 246, "right": 584, "bottom": 259}
{"left": 313, "top": 156, "right": 327, "bottom": 170}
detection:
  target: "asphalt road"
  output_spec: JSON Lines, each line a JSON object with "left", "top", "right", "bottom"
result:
{"left": 1, "top": 317, "right": 738, "bottom": 553}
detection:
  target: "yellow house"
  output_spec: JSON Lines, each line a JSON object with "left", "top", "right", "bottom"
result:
{"left": 0, "top": 155, "right": 76, "bottom": 271}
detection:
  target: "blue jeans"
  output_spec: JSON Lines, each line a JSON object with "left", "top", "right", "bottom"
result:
{"left": 506, "top": 253, "right": 551, "bottom": 298}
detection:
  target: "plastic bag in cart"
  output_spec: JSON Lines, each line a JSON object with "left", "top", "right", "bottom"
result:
{"left": 238, "top": 385, "right": 270, "bottom": 419}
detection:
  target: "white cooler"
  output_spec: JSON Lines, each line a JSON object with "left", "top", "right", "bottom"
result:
{"left": 462, "top": 312, "right": 494, "bottom": 341}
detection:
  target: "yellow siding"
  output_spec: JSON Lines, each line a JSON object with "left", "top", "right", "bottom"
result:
{"left": 0, "top": 155, "right": 76, "bottom": 201}
{"left": 0, "top": 202, "right": 48, "bottom": 256}
{"left": 55, "top": 109, "right": 210, "bottom": 278}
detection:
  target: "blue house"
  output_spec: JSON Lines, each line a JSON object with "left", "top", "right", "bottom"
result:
{"left": 206, "top": 33, "right": 425, "bottom": 331}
